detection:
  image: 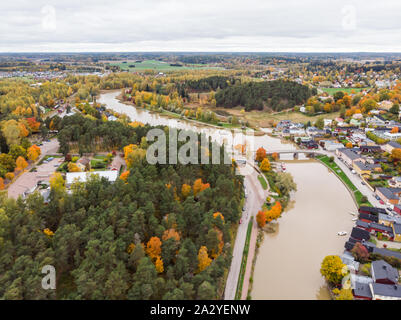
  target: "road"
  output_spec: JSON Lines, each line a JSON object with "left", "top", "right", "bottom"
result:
{"left": 319, "top": 148, "right": 386, "bottom": 209}
{"left": 7, "top": 138, "right": 60, "bottom": 199}
{"left": 224, "top": 164, "right": 269, "bottom": 300}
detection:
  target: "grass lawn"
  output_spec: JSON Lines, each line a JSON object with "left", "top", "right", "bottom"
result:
{"left": 320, "top": 87, "right": 370, "bottom": 95}
{"left": 109, "top": 59, "right": 221, "bottom": 72}
{"left": 257, "top": 175, "right": 268, "bottom": 190}
{"left": 235, "top": 217, "right": 253, "bottom": 300}
{"left": 317, "top": 155, "right": 372, "bottom": 207}
{"left": 242, "top": 110, "right": 341, "bottom": 127}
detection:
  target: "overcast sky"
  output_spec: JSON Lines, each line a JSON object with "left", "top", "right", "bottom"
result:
{"left": 1, "top": 0, "right": 401, "bottom": 52}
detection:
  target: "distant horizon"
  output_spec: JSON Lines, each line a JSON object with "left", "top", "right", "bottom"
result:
{"left": 1, "top": 51, "right": 401, "bottom": 55}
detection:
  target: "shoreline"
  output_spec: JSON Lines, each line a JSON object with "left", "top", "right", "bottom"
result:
{"left": 99, "top": 89, "right": 266, "bottom": 135}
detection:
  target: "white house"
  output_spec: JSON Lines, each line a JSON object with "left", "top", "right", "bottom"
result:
{"left": 66, "top": 171, "right": 119, "bottom": 186}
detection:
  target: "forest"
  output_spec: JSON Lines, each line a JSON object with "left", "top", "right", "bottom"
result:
{"left": 0, "top": 114, "right": 243, "bottom": 300}
{"left": 215, "top": 80, "right": 316, "bottom": 111}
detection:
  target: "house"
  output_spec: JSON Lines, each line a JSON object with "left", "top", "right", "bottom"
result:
{"left": 392, "top": 223, "right": 401, "bottom": 242}
{"left": 344, "top": 237, "right": 375, "bottom": 252}
{"left": 356, "top": 221, "right": 394, "bottom": 239}
{"left": 359, "top": 145, "right": 382, "bottom": 153}
{"left": 340, "top": 251, "right": 360, "bottom": 274}
{"left": 383, "top": 141, "right": 401, "bottom": 153}
{"left": 350, "top": 227, "right": 370, "bottom": 241}
{"left": 389, "top": 176, "right": 401, "bottom": 188}
{"left": 394, "top": 204, "right": 401, "bottom": 215}
{"left": 376, "top": 187, "right": 401, "bottom": 205}
{"left": 378, "top": 213, "right": 401, "bottom": 227}
{"left": 66, "top": 171, "right": 119, "bottom": 186}
{"left": 383, "top": 131, "right": 401, "bottom": 141}
{"left": 358, "top": 206, "right": 386, "bottom": 216}
{"left": 372, "top": 247, "right": 401, "bottom": 260}
{"left": 369, "top": 283, "right": 401, "bottom": 300}
{"left": 353, "top": 161, "right": 381, "bottom": 176}
{"left": 353, "top": 282, "right": 372, "bottom": 300}
{"left": 358, "top": 213, "right": 379, "bottom": 223}
{"left": 76, "top": 157, "right": 91, "bottom": 171}
{"left": 359, "top": 139, "right": 376, "bottom": 147}
{"left": 321, "top": 140, "right": 344, "bottom": 151}
{"left": 336, "top": 148, "right": 362, "bottom": 167}
{"left": 371, "top": 260, "right": 399, "bottom": 284}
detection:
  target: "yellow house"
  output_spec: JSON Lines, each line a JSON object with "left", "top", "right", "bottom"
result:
{"left": 378, "top": 214, "right": 395, "bottom": 227}
{"left": 353, "top": 161, "right": 371, "bottom": 176}
{"left": 393, "top": 224, "right": 401, "bottom": 242}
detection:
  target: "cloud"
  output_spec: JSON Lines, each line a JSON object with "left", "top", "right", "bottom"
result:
{"left": 0, "top": 0, "right": 401, "bottom": 51}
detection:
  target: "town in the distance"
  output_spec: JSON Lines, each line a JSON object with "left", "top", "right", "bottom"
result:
{"left": 1, "top": 52, "right": 401, "bottom": 301}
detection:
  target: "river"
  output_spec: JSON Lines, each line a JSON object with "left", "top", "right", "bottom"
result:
{"left": 98, "top": 91, "right": 357, "bottom": 300}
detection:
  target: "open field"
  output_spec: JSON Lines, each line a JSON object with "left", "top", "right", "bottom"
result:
{"left": 320, "top": 87, "right": 370, "bottom": 95}
{"left": 109, "top": 59, "right": 221, "bottom": 72}
{"left": 242, "top": 110, "right": 340, "bottom": 127}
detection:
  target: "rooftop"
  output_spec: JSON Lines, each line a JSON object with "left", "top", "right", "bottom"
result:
{"left": 66, "top": 171, "right": 119, "bottom": 185}
{"left": 370, "top": 283, "right": 401, "bottom": 298}
{"left": 371, "top": 260, "right": 399, "bottom": 284}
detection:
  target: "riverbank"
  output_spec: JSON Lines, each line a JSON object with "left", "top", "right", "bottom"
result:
{"left": 115, "top": 90, "right": 265, "bottom": 134}
{"left": 316, "top": 155, "right": 372, "bottom": 207}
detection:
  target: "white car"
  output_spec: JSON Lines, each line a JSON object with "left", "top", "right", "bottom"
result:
{"left": 337, "top": 231, "right": 347, "bottom": 236}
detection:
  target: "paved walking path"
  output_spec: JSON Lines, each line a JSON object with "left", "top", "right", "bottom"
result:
{"left": 224, "top": 164, "right": 269, "bottom": 300}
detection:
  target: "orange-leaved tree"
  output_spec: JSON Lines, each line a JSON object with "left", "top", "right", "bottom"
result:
{"left": 155, "top": 256, "right": 164, "bottom": 273}
{"left": 255, "top": 147, "right": 267, "bottom": 162}
{"left": 197, "top": 245, "right": 212, "bottom": 272}
{"left": 15, "top": 156, "right": 28, "bottom": 170}
{"left": 193, "top": 178, "right": 210, "bottom": 196}
{"left": 146, "top": 236, "right": 162, "bottom": 260}
{"left": 266, "top": 201, "right": 282, "bottom": 222}
{"left": 27, "top": 144, "right": 41, "bottom": 161}
{"left": 256, "top": 210, "right": 266, "bottom": 228}
{"left": 120, "top": 170, "right": 130, "bottom": 181}
{"left": 162, "top": 228, "right": 180, "bottom": 242}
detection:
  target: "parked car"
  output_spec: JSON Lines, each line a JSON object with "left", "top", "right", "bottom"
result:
{"left": 239, "top": 219, "right": 243, "bottom": 224}
{"left": 375, "top": 195, "right": 380, "bottom": 200}
{"left": 380, "top": 200, "right": 385, "bottom": 204}
{"left": 361, "top": 181, "right": 365, "bottom": 185}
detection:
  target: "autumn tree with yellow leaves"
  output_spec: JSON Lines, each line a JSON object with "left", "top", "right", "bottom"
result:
{"left": 15, "top": 156, "right": 28, "bottom": 171}
{"left": 320, "top": 255, "right": 347, "bottom": 285}
{"left": 155, "top": 256, "right": 164, "bottom": 273}
{"left": 260, "top": 158, "right": 271, "bottom": 172}
{"left": 27, "top": 145, "right": 41, "bottom": 161}
{"left": 197, "top": 246, "right": 212, "bottom": 272}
